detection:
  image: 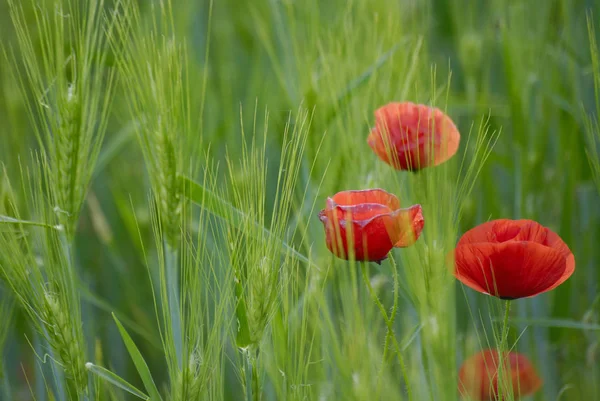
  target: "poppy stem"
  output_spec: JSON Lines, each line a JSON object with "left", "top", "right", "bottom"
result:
{"left": 360, "top": 260, "right": 413, "bottom": 401}
{"left": 501, "top": 300, "right": 511, "bottom": 343}
{"left": 374, "top": 256, "right": 399, "bottom": 399}
{"left": 498, "top": 299, "right": 512, "bottom": 400}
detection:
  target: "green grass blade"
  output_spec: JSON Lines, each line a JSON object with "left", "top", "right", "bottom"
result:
{"left": 234, "top": 275, "right": 252, "bottom": 349}
{"left": 180, "top": 174, "right": 311, "bottom": 265}
{"left": 0, "top": 215, "right": 60, "bottom": 230}
{"left": 1, "top": 360, "right": 11, "bottom": 401}
{"left": 585, "top": 14, "right": 600, "bottom": 192}
{"left": 85, "top": 362, "right": 149, "bottom": 400}
{"left": 319, "top": 41, "right": 407, "bottom": 128}
{"left": 335, "top": 40, "right": 406, "bottom": 105}
{"left": 164, "top": 243, "right": 182, "bottom": 368}
{"left": 112, "top": 314, "right": 163, "bottom": 401}
{"left": 0, "top": 299, "right": 13, "bottom": 401}
{"left": 78, "top": 284, "right": 161, "bottom": 350}
{"left": 401, "top": 322, "right": 425, "bottom": 352}
{"left": 496, "top": 318, "right": 600, "bottom": 331}
{"left": 94, "top": 121, "right": 138, "bottom": 179}
{"left": 33, "top": 333, "right": 48, "bottom": 401}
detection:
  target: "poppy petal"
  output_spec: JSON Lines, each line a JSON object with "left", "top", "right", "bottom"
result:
{"left": 318, "top": 189, "right": 423, "bottom": 262}
{"left": 457, "top": 220, "right": 508, "bottom": 245}
{"left": 319, "top": 214, "right": 395, "bottom": 262}
{"left": 329, "top": 203, "right": 394, "bottom": 224}
{"left": 330, "top": 188, "right": 400, "bottom": 210}
{"left": 367, "top": 102, "right": 460, "bottom": 171}
{"left": 455, "top": 241, "right": 569, "bottom": 299}
{"left": 390, "top": 204, "right": 425, "bottom": 247}
{"left": 459, "top": 349, "right": 542, "bottom": 401}
{"left": 454, "top": 219, "right": 575, "bottom": 299}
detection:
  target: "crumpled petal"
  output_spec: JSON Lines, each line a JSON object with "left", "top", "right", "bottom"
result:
{"left": 390, "top": 204, "right": 424, "bottom": 248}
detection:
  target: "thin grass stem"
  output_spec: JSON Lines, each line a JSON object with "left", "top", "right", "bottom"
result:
{"left": 361, "top": 261, "right": 412, "bottom": 401}
{"left": 252, "top": 351, "right": 261, "bottom": 401}
{"left": 58, "top": 230, "right": 78, "bottom": 309}
{"left": 375, "top": 254, "right": 400, "bottom": 399}
{"left": 242, "top": 347, "right": 258, "bottom": 401}
{"left": 40, "top": 325, "right": 68, "bottom": 400}
{"left": 165, "top": 242, "right": 183, "bottom": 369}
{"left": 33, "top": 332, "right": 49, "bottom": 401}
{"left": 1, "top": 360, "right": 11, "bottom": 400}
{"left": 498, "top": 300, "right": 512, "bottom": 401}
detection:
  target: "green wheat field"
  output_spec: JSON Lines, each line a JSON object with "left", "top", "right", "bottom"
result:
{"left": 1, "top": 0, "right": 600, "bottom": 400}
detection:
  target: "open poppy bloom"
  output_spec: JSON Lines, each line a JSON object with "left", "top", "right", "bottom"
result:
{"left": 453, "top": 219, "right": 575, "bottom": 299}
{"left": 318, "top": 189, "right": 424, "bottom": 263}
{"left": 367, "top": 101, "right": 460, "bottom": 171}
{"left": 458, "top": 349, "right": 542, "bottom": 400}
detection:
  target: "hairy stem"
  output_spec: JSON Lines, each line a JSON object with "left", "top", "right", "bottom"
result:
{"left": 361, "top": 261, "right": 412, "bottom": 401}
{"left": 375, "top": 254, "right": 400, "bottom": 399}
{"left": 498, "top": 300, "right": 512, "bottom": 401}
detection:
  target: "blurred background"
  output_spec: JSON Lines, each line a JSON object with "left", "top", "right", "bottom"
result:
{"left": 1, "top": 0, "right": 600, "bottom": 400}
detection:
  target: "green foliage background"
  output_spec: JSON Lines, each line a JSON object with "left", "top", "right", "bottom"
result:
{"left": 1, "top": 0, "right": 600, "bottom": 400}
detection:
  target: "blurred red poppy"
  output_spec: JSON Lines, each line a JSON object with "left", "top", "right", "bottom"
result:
{"left": 367, "top": 101, "right": 460, "bottom": 171}
{"left": 458, "top": 349, "right": 542, "bottom": 401}
{"left": 318, "top": 189, "right": 424, "bottom": 263}
{"left": 453, "top": 219, "right": 575, "bottom": 299}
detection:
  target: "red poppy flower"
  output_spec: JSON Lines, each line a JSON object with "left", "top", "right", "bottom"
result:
{"left": 453, "top": 219, "right": 575, "bottom": 299}
{"left": 367, "top": 101, "right": 460, "bottom": 171}
{"left": 318, "top": 189, "right": 424, "bottom": 263}
{"left": 458, "top": 349, "right": 542, "bottom": 400}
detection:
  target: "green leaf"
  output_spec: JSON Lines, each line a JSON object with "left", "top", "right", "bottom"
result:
{"left": 179, "top": 174, "right": 311, "bottom": 266}
{"left": 85, "top": 363, "right": 149, "bottom": 400}
{"left": 112, "top": 314, "right": 163, "bottom": 401}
